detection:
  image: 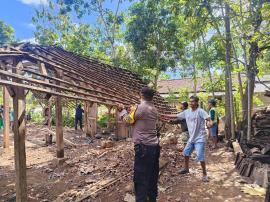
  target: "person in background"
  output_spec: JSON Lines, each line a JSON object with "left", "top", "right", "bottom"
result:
{"left": 208, "top": 99, "right": 218, "bottom": 149}
{"left": 9, "top": 108, "right": 14, "bottom": 130}
{"left": 44, "top": 107, "right": 50, "bottom": 126}
{"left": 0, "top": 105, "right": 3, "bottom": 115}
{"left": 0, "top": 105, "right": 4, "bottom": 130}
{"left": 169, "top": 101, "right": 189, "bottom": 148}
{"left": 117, "top": 104, "right": 128, "bottom": 121}
{"left": 75, "top": 104, "right": 84, "bottom": 130}
{"left": 123, "top": 86, "right": 160, "bottom": 202}
{"left": 164, "top": 95, "right": 211, "bottom": 182}
{"left": 0, "top": 113, "right": 3, "bottom": 130}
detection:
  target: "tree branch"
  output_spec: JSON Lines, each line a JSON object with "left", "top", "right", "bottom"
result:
{"left": 257, "top": 75, "right": 270, "bottom": 91}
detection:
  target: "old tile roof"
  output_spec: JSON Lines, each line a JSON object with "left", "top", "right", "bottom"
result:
{"left": 0, "top": 43, "right": 175, "bottom": 118}
{"left": 157, "top": 77, "right": 204, "bottom": 94}
{"left": 158, "top": 74, "right": 270, "bottom": 94}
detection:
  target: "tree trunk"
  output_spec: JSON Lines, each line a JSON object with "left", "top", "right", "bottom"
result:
{"left": 153, "top": 70, "right": 160, "bottom": 90}
{"left": 242, "top": 42, "right": 258, "bottom": 141}
{"left": 224, "top": 3, "right": 235, "bottom": 139}
{"left": 242, "top": 1, "right": 263, "bottom": 141}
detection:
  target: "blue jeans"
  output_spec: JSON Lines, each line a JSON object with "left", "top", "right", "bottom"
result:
{"left": 210, "top": 123, "right": 218, "bottom": 137}
{"left": 75, "top": 117, "right": 82, "bottom": 130}
{"left": 134, "top": 144, "right": 160, "bottom": 202}
{"left": 183, "top": 142, "right": 205, "bottom": 161}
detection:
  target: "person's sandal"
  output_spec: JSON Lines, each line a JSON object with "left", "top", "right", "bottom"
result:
{"left": 202, "top": 175, "right": 209, "bottom": 182}
{"left": 178, "top": 168, "right": 189, "bottom": 174}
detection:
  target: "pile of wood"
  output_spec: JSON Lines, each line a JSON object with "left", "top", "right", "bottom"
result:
{"left": 234, "top": 107, "right": 270, "bottom": 189}
{"left": 247, "top": 107, "right": 270, "bottom": 164}
{"left": 252, "top": 107, "right": 270, "bottom": 145}
{"left": 234, "top": 143, "right": 270, "bottom": 188}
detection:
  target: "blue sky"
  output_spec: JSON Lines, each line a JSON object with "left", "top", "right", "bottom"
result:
{"left": 0, "top": 0, "right": 133, "bottom": 41}
{"left": 0, "top": 0, "right": 180, "bottom": 79}
{"left": 0, "top": 0, "right": 40, "bottom": 40}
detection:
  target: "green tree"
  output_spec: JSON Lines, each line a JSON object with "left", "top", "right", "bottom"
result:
{"left": 125, "top": 0, "right": 185, "bottom": 89}
{"left": 33, "top": 2, "right": 95, "bottom": 57}
{"left": 0, "top": 20, "right": 15, "bottom": 44}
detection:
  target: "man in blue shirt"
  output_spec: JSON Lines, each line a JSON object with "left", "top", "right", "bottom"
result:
{"left": 75, "top": 104, "right": 84, "bottom": 130}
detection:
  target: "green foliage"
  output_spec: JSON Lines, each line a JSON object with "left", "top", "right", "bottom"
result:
{"left": 30, "top": 111, "right": 44, "bottom": 124}
{"left": 159, "top": 72, "right": 171, "bottom": 80}
{"left": 0, "top": 20, "right": 15, "bottom": 44}
{"left": 33, "top": 0, "right": 128, "bottom": 63}
{"left": 63, "top": 115, "right": 75, "bottom": 128}
{"left": 97, "top": 114, "right": 110, "bottom": 128}
{"left": 178, "top": 88, "right": 189, "bottom": 102}
{"left": 33, "top": 3, "right": 94, "bottom": 57}
{"left": 125, "top": 0, "right": 185, "bottom": 88}
{"left": 165, "top": 90, "right": 177, "bottom": 104}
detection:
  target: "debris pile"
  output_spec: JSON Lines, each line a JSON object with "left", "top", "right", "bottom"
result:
{"left": 234, "top": 107, "right": 270, "bottom": 189}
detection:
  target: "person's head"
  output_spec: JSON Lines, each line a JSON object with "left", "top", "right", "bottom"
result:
{"left": 189, "top": 95, "right": 199, "bottom": 109}
{"left": 77, "top": 104, "right": 81, "bottom": 108}
{"left": 208, "top": 98, "right": 217, "bottom": 109}
{"left": 180, "top": 101, "right": 188, "bottom": 110}
{"left": 140, "top": 86, "right": 155, "bottom": 102}
{"left": 117, "top": 103, "right": 125, "bottom": 111}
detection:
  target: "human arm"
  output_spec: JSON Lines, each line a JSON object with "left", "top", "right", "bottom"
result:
{"left": 161, "top": 111, "right": 186, "bottom": 124}
{"left": 199, "top": 109, "right": 212, "bottom": 127}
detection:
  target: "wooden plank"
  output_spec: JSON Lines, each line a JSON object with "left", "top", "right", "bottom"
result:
{"left": 85, "top": 103, "right": 97, "bottom": 138}
{"left": 38, "top": 62, "right": 52, "bottom": 145}
{"left": 3, "top": 86, "right": 10, "bottom": 148}
{"left": 55, "top": 95, "right": 64, "bottom": 158}
{"left": 56, "top": 71, "right": 64, "bottom": 158}
{"left": 232, "top": 141, "right": 243, "bottom": 155}
{"left": 115, "top": 108, "right": 119, "bottom": 140}
{"left": 13, "top": 86, "right": 27, "bottom": 202}
{"left": 0, "top": 80, "right": 117, "bottom": 106}
{"left": 84, "top": 101, "right": 90, "bottom": 136}
{"left": 0, "top": 70, "right": 131, "bottom": 106}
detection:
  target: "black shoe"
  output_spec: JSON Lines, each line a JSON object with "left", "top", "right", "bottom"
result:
{"left": 178, "top": 168, "right": 189, "bottom": 174}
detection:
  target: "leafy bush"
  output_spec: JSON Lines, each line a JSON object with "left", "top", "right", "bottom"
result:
{"left": 97, "top": 114, "right": 109, "bottom": 128}
{"left": 63, "top": 115, "right": 75, "bottom": 128}
{"left": 30, "top": 111, "right": 44, "bottom": 124}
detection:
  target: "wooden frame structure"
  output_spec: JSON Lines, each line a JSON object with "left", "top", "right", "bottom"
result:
{"left": 0, "top": 43, "right": 175, "bottom": 201}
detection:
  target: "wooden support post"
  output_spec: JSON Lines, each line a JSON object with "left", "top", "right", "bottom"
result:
{"left": 56, "top": 70, "right": 64, "bottom": 158}
{"left": 13, "top": 86, "right": 27, "bottom": 202}
{"left": 3, "top": 86, "right": 10, "bottom": 148}
{"left": 115, "top": 107, "right": 129, "bottom": 139}
{"left": 115, "top": 108, "right": 119, "bottom": 140}
{"left": 48, "top": 98, "right": 52, "bottom": 128}
{"left": 107, "top": 106, "right": 113, "bottom": 131}
{"left": 84, "top": 101, "right": 90, "bottom": 136}
{"left": 55, "top": 96, "right": 64, "bottom": 158}
{"left": 84, "top": 102, "right": 97, "bottom": 138}
{"left": 44, "top": 97, "right": 53, "bottom": 145}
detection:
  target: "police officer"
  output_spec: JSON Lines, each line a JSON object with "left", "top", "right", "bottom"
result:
{"left": 132, "top": 86, "right": 160, "bottom": 202}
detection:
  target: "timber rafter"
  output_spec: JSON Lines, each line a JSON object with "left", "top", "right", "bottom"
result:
{"left": 0, "top": 43, "right": 175, "bottom": 118}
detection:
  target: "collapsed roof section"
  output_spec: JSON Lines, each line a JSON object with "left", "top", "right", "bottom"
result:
{"left": 0, "top": 43, "right": 175, "bottom": 118}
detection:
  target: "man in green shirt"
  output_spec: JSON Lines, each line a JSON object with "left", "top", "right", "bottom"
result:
{"left": 208, "top": 99, "right": 218, "bottom": 149}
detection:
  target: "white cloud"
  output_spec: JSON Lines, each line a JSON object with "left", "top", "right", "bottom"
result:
{"left": 19, "top": 0, "right": 48, "bottom": 6}
{"left": 20, "top": 38, "right": 38, "bottom": 44}
{"left": 26, "top": 23, "right": 35, "bottom": 29}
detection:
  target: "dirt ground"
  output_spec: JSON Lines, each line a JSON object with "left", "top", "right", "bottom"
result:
{"left": 0, "top": 124, "right": 265, "bottom": 202}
